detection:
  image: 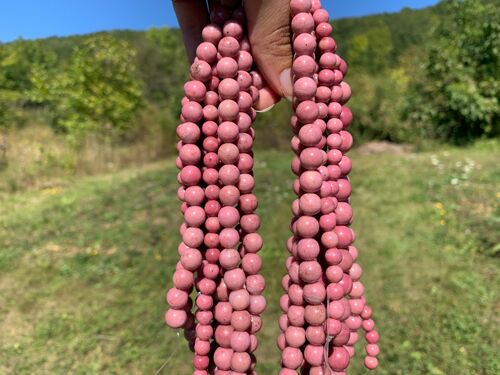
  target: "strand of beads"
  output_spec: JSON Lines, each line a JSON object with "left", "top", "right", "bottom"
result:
{"left": 165, "top": 3, "right": 266, "bottom": 375}
{"left": 311, "top": 1, "right": 381, "bottom": 372}
{"left": 278, "top": 0, "right": 380, "bottom": 374}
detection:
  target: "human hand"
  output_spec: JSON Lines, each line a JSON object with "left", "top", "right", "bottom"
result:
{"left": 173, "top": 0, "right": 293, "bottom": 111}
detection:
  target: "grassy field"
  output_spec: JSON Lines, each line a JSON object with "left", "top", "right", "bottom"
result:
{"left": 0, "top": 144, "right": 499, "bottom": 375}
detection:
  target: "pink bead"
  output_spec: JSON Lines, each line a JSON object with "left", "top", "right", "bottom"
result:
{"left": 231, "top": 331, "right": 251, "bottom": 352}
{"left": 282, "top": 347, "right": 303, "bottom": 370}
{"left": 242, "top": 253, "right": 262, "bottom": 274}
{"left": 300, "top": 147, "right": 324, "bottom": 169}
{"left": 294, "top": 77, "right": 317, "bottom": 101}
{"left": 218, "top": 143, "right": 239, "bottom": 165}
{"left": 184, "top": 80, "right": 207, "bottom": 102}
{"left": 180, "top": 249, "right": 202, "bottom": 271}
{"left": 202, "top": 24, "right": 223, "bottom": 44}
{"left": 223, "top": 19, "right": 243, "bottom": 39}
{"left": 313, "top": 8, "right": 329, "bottom": 24}
{"left": 334, "top": 226, "right": 353, "bottom": 248}
{"left": 296, "top": 100, "right": 319, "bottom": 123}
{"left": 231, "top": 310, "right": 251, "bottom": 331}
{"left": 218, "top": 206, "right": 240, "bottom": 227}
{"left": 166, "top": 288, "right": 189, "bottom": 309}
{"left": 306, "top": 325, "right": 325, "bottom": 345}
{"left": 237, "top": 50, "right": 253, "bottom": 70}
{"left": 214, "top": 347, "right": 233, "bottom": 370}
{"left": 290, "top": 0, "right": 312, "bottom": 15}
{"left": 246, "top": 274, "right": 265, "bottom": 295}
{"left": 298, "top": 260, "right": 322, "bottom": 283}
{"left": 291, "top": 12, "right": 315, "bottom": 34}
{"left": 202, "top": 120, "right": 218, "bottom": 136}
{"left": 303, "top": 282, "right": 326, "bottom": 304}
{"left": 239, "top": 193, "right": 258, "bottom": 213}
{"left": 220, "top": 228, "right": 240, "bottom": 249}
{"left": 326, "top": 318, "right": 341, "bottom": 336}
{"left": 219, "top": 249, "right": 240, "bottom": 269}
{"left": 328, "top": 346, "right": 350, "bottom": 372}
{"left": 177, "top": 122, "right": 200, "bottom": 144}
{"left": 304, "top": 345, "right": 324, "bottom": 366}
{"left": 319, "top": 36, "right": 336, "bottom": 53}
{"left": 191, "top": 60, "right": 212, "bottom": 81}
{"left": 229, "top": 289, "right": 250, "bottom": 310}
{"left": 219, "top": 78, "right": 240, "bottom": 99}
{"left": 293, "top": 33, "right": 317, "bottom": 56}
{"left": 215, "top": 302, "right": 233, "bottom": 324}
{"left": 224, "top": 268, "right": 246, "bottom": 290}
{"left": 217, "top": 57, "right": 238, "bottom": 78}
{"left": 285, "top": 326, "right": 306, "bottom": 348}
{"left": 305, "top": 305, "right": 326, "bottom": 328}
{"left": 366, "top": 344, "right": 380, "bottom": 357}
{"left": 299, "top": 171, "right": 322, "bottom": 192}
{"left": 295, "top": 216, "right": 320, "bottom": 238}
{"left": 165, "top": 308, "right": 187, "bottom": 329}
{"left": 231, "top": 352, "right": 251, "bottom": 372}
{"left": 287, "top": 305, "right": 305, "bottom": 327}
{"left": 298, "top": 124, "right": 322, "bottom": 146}
{"left": 297, "top": 238, "right": 320, "bottom": 260}
{"left": 194, "top": 339, "right": 211, "bottom": 356}
{"left": 242, "top": 233, "right": 263, "bottom": 253}
{"left": 219, "top": 164, "right": 240, "bottom": 185}
{"left": 173, "top": 269, "right": 194, "bottom": 290}
{"left": 288, "top": 284, "right": 304, "bottom": 306}
{"left": 196, "top": 42, "right": 218, "bottom": 63}
{"left": 292, "top": 55, "right": 317, "bottom": 78}
{"left": 299, "top": 193, "right": 321, "bottom": 215}
{"left": 362, "top": 318, "right": 375, "bottom": 332}
{"left": 364, "top": 356, "right": 378, "bottom": 370}
{"left": 218, "top": 36, "right": 240, "bottom": 57}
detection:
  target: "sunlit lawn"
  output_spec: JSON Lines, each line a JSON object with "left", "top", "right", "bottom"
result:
{"left": 0, "top": 144, "right": 498, "bottom": 374}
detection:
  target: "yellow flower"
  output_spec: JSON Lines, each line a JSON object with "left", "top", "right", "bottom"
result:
{"left": 155, "top": 253, "right": 162, "bottom": 261}
{"left": 439, "top": 220, "right": 446, "bottom": 226}
{"left": 496, "top": 192, "right": 500, "bottom": 199}
{"left": 42, "top": 187, "right": 62, "bottom": 196}
{"left": 433, "top": 202, "right": 444, "bottom": 210}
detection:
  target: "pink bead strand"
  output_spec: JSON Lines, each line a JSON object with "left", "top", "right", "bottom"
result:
{"left": 167, "top": 1, "right": 379, "bottom": 374}
{"left": 166, "top": 3, "right": 266, "bottom": 375}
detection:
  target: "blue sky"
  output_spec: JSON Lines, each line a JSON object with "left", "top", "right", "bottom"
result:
{"left": 0, "top": 0, "right": 440, "bottom": 42}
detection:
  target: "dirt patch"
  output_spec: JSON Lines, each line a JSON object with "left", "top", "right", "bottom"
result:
{"left": 358, "top": 141, "right": 414, "bottom": 155}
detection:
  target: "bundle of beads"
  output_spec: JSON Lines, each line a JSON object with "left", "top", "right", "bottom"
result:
{"left": 165, "top": 2, "right": 266, "bottom": 374}
{"left": 277, "top": 0, "right": 379, "bottom": 374}
{"left": 165, "top": 0, "right": 379, "bottom": 374}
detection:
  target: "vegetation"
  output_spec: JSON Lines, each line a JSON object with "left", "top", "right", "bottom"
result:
{"left": 0, "top": 0, "right": 498, "bottom": 148}
{"left": 0, "top": 146, "right": 498, "bottom": 374}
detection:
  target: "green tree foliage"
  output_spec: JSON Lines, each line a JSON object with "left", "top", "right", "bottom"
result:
{"left": 0, "top": 40, "right": 56, "bottom": 127}
{"left": 348, "top": 25, "right": 393, "bottom": 72}
{"left": 406, "top": 0, "right": 500, "bottom": 143}
{"left": 52, "top": 35, "right": 142, "bottom": 143}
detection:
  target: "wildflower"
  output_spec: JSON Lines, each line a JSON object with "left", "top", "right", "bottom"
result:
{"left": 450, "top": 178, "right": 459, "bottom": 185}
{"left": 42, "top": 187, "right": 62, "bottom": 196}
{"left": 433, "top": 202, "right": 444, "bottom": 210}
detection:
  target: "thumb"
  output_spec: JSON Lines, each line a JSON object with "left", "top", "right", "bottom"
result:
{"left": 244, "top": 0, "right": 293, "bottom": 110}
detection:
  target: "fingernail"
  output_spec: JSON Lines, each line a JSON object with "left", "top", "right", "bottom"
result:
{"left": 280, "top": 68, "right": 293, "bottom": 101}
{"left": 256, "top": 104, "right": 275, "bottom": 113}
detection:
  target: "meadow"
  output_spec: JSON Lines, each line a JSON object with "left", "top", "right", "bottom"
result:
{"left": 1, "top": 143, "right": 498, "bottom": 375}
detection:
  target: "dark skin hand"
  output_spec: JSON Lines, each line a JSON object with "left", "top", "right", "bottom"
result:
{"left": 173, "top": 0, "right": 293, "bottom": 111}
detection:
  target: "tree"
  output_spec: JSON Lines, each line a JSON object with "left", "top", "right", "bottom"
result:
{"left": 0, "top": 40, "right": 57, "bottom": 128}
{"left": 53, "top": 35, "right": 142, "bottom": 143}
{"left": 405, "top": 0, "right": 500, "bottom": 143}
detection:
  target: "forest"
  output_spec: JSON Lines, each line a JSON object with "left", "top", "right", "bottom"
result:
{"left": 0, "top": 0, "right": 498, "bottom": 189}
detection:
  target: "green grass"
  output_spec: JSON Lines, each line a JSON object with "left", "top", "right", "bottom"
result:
{"left": 0, "top": 145, "right": 498, "bottom": 374}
